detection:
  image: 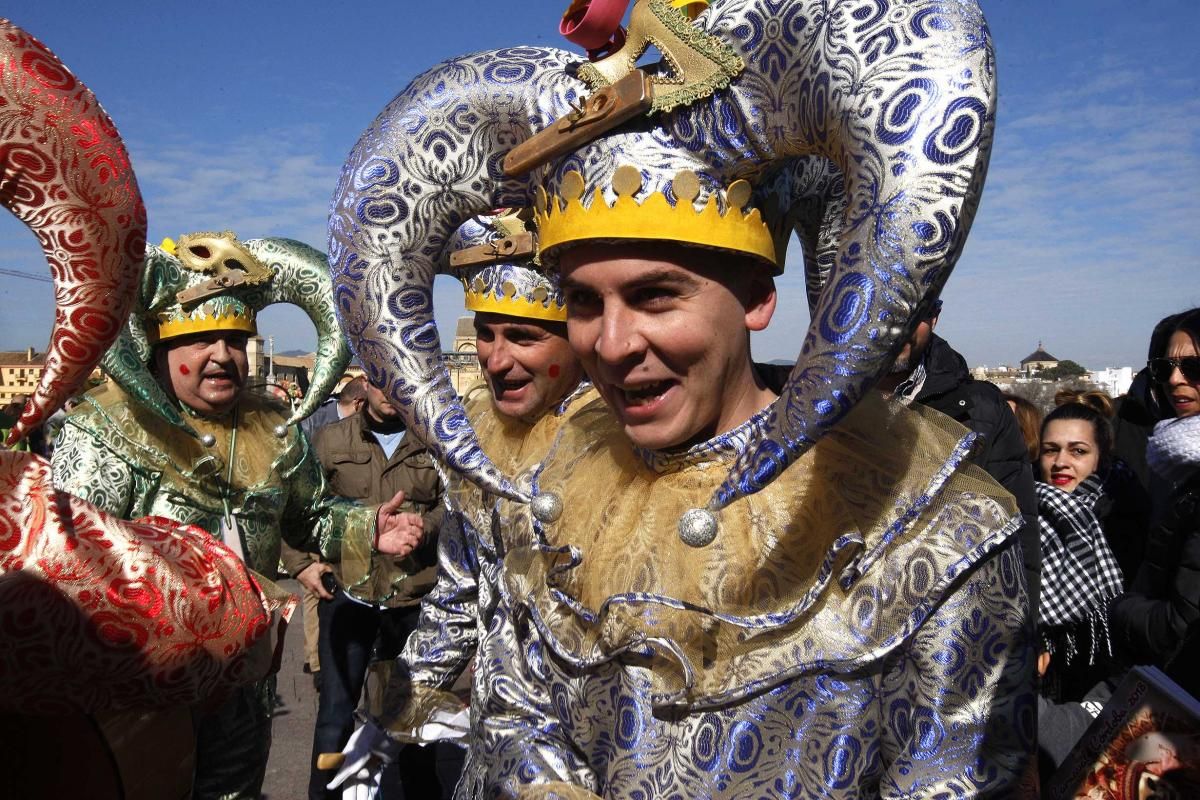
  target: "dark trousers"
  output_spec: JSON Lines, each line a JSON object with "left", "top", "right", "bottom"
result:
{"left": 308, "top": 593, "right": 463, "bottom": 800}
{"left": 194, "top": 679, "right": 274, "bottom": 799}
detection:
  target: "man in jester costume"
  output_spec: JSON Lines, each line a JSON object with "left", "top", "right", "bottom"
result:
{"left": 52, "top": 230, "right": 426, "bottom": 799}
{"left": 327, "top": 0, "right": 1035, "bottom": 796}
{"left": 330, "top": 211, "right": 594, "bottom": 795}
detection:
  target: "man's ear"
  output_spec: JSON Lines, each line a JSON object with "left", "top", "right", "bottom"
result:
{"left": 744, "top": 274, "right": 777, "bottom": 333}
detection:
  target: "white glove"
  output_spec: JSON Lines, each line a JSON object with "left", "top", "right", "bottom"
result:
{"left": 412, "top": 706, "right": 470, "bottom": 744}
{"left": 326, "top": 720, "right": 400, "bottom": 800}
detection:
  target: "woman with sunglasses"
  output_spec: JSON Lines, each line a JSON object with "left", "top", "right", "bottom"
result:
{"left": 1111, "top": 308, "right": 1200, "bottom": 675}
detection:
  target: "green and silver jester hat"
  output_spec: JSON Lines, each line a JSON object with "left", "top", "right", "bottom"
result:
{"left": 329, "top": 0, "right": 996, "bottom": 514}
{"left": 103, "top": 231, "right": 351, "bottom": 432}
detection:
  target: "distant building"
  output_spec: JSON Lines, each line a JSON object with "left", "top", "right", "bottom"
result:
{"left": 270, "top": 353, "right": 314, "bottom": 393}
{"left": 1090, "top": 366, "right": 1134, "bottom": 398}
{"left": 247, "top": 335, "right": 266, "bottom": 383}
{"left": 1020, "top": 342, "right": 1059, "bottom": 376}
{"left": 445, "top": 315, "right": 482, "bottom": 396}
{"left": 0, "top": 347, "right": 103, "bottom": 405}
{"left": 0, "top": 348, "right": 44, "bottom": 405}
{"left": 971, "top": 364, "right": 1019, "bottom": 382}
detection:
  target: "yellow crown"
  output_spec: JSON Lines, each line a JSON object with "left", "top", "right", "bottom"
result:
{"left": 153, "top": 298, "right": 258, "bottom": 343}
{"left": 463, "top": 276, "right": 568, "bottom": 322}
{"left": 535, "top": 165, "right": 777, "bottom": 269}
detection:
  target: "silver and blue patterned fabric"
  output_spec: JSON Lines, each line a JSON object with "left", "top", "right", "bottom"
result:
{"left": 412, "top": 396, "right": 1036, "bottom": 798}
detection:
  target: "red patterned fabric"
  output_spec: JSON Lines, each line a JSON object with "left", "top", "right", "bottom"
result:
{"left": 0, "top": 451, "right": 294, "bottom": 714}
{"left": 0, "top": 20, "right": 146, "bottom": 444}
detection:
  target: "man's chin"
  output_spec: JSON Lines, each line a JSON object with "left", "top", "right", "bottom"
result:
{"left": 492, "top": 397, "right": 537, "bottom": 419}
{"left": 191, "top": 390, "right": 242, "bottom": 416}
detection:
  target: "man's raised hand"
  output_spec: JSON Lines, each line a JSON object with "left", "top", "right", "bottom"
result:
{"left": 374, "top": 490, "right": 425, "bottom": 556}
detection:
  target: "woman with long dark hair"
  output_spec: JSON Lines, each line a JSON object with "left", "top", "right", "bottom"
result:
{"left": 1111, "top": 308, "right": 1200, "bottom": 682}
{"left": 1035, "top": 392, "right": 1130, "bottom": 700}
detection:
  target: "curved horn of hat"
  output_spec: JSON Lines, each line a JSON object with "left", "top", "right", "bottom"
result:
{"left": 533, "top": 0, "right": 995, "bottom": 512}
{"left": 329, "top": 48, "right": 584, "bottom": 502}
{"left": 711, "top": 0, "right": 996, "bottom": 509}
{"left": 0, "top": 20, "right": 146, "bottom": 444}
{"left": 240, "top": 237, "right": 352, "bottom": 423}
{"left": 756, "top": 158, "right": 847, "bottom": 316}
{"left": 100, "top": 245, "right": 197, "bottom": 431}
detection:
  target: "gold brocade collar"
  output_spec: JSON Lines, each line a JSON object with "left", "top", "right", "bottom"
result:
{"left": 460, "top": 380, "right": 597, "bottom": 477}
{"left": 67, "top": 383, "right": 299, "bottom": 498}
{"left": 633, "top": 402, "right": 774, "bottom": 474}
{"left": 505, "top": 394, "right": 1023, "bottom": 709}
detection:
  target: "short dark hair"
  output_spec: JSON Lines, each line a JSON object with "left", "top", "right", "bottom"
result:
{"left": 1148, "top": 307, "right": 1200, "bottom": 416}
{"left": 338, "top": 375, "right": 368, "bottom": 403}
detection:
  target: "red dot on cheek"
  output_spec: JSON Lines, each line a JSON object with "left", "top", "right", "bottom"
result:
{"left": 548, "top": 364, "right": 561, "bottom": 378}
{"left": 178, "top": 364, "right": 191, "bottom": 375}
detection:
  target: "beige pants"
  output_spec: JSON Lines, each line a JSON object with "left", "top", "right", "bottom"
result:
{"left": 303, "top": 586, "right": 320, "bottom": 671}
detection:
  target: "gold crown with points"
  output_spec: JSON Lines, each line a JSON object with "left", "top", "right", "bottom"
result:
{"left": 153, "top": 297, "right": 258, "bottom": 342}
{"left": 535, "top": 164, "right": 777, "bottom": 269}
{"left": 452, "top": 211, "right": 568, "bottom": 322}
{"left": 463, "top": 270, "right": 568, "bottom": 322}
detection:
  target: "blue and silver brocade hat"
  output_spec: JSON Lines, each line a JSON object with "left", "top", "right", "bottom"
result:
{"left": 329, "top": 0, "right": 997, "bottom": 509}
{"left": 450, "top": 212, "right": 567, "bottom": 323}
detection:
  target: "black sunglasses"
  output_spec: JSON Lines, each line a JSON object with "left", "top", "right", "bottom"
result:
{"left": 1148, "top": 356, "right": 1200, "bottom": 382}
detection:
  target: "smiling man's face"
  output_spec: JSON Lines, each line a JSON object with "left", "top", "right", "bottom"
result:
{"left": 559, "top": 241, "right": 777, "bottom": 451}
{"left": 474, "top": 312, "right": 582, "bottom": 420}
{"left": 155, "top": 331, "right": 250, "bottom": 416}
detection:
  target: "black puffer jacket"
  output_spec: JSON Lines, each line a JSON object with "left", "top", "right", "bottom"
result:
{"left": 912, "top": 335, "right": 1042, "bottom": 607}
{"left": 1112, "top": 368, "right": 1161, "bottom": 493}
{"left": 1111, "top": 470, "right": 1200, "bottom": 666}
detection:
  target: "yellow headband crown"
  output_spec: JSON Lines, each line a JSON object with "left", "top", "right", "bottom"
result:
{"left": 535, "top": 165, "right": 777, "bottom": 269}
{"left": 153, "top": 297, "right": 258, "bottom": 343}
{"left": 461, "top": 269, "right": 567, "bottom": 322}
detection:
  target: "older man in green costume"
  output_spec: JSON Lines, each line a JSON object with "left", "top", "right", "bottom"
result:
{"left": 53, "top": 232, "right": 424, "bottom": 800}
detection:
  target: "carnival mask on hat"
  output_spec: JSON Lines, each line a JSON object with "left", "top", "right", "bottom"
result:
{"left": 0, "top": 19, "right": 146, "bottom": 445}
{"left": 329, "top": 0, "right": 995, "bottom": 514}
{"left": 102, "top": 231, "right": 351, "bottom": 432}
{"left": 449, "top": 210, "right": 567, "bottom": 323}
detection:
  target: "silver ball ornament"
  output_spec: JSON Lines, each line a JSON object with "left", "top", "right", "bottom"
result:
{"left": 199, "top": 433, "right": 217, "bottom": 447}
{"left": 273, "top": 424, "right": 288, "bottom": 438}
{"left": 678, "top": 508, "right": 718, "bottom": 547}
{"left": 530, "top": 492, "right": 563, "bottom": 524}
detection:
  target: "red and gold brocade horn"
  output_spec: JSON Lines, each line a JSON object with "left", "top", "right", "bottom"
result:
{"left": 0, "top": 19, "right": 146, "bottom": 443}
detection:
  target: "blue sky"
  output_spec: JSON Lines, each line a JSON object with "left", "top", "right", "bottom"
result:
{"left": 2, "top": 1, "right": 1197, "bottom": 370}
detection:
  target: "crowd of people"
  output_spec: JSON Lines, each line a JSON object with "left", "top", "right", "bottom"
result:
{"left": 3, "top": 2, "right": 1199, "bottom": 799}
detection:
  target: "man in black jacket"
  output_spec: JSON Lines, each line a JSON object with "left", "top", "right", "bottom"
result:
{"left": 878, "top": 301, "right": 1041, "bottom": 611}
